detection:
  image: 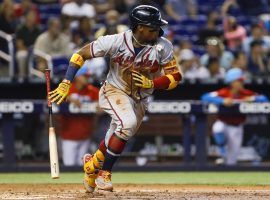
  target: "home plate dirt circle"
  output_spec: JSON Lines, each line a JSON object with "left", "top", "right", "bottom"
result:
{"left": 0, "top": 184, "right": 270, "bottom": 200}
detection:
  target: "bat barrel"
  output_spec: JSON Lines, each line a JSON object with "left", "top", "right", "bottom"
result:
{"left": 49, "top": 127, "right": 60, "bottom": 179}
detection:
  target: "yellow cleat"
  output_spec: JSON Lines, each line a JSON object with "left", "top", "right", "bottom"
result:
{"left": 83, "top": 150, "right": 105, "bottom": 193}
{"left": 82, "top": 154, "right": 98, "bottom": 193}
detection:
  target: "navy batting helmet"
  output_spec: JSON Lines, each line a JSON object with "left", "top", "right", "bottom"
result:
{"left": 129, "top": 5, "right": 168, "bottom": 36}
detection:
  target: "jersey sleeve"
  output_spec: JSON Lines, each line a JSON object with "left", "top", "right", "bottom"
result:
{"left": 254, "top": 95, "right": 269, "bottom": 102}
{"left": 159, "top": 38, "right": 174, "bottom": 65}
{"left": 90, "top": 34, "right": 120, "bottom": 58}
{"left": 201, "top": 90, "right": 225, "bottom": 105}
{"left": 243, "top": 89, "right": 269, "bottom": 102}
{"left": 152, "top": 38, "right": 182, "bottom": 90}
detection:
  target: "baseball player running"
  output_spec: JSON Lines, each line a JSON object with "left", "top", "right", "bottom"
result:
{"left": 49, "top": 5, "right": 182, "bottom": 192}
{"left": 201, "top": 68, "right": 268, "bottom": 165}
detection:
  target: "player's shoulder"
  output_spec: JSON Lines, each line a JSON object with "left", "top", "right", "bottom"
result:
{"left": 98, "top": 32, "right": 123, "bottom": 39}
{"left": 240, "top": 88, "right": 256, "bottom": 96}
{"left": 156, "top": 37, "right": 173, "bottom": 50}
{"left": 87, "top": 84, "right": 99, "bottom": 93}
{"left": 96, "top": 30, "right": 126, "bottom": 43}
{"left": 217, "top": 87, "right": 231, "bottom": 96}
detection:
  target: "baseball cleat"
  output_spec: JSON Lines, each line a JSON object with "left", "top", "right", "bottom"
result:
{"left": 83, "top": 173, "right": 97, "bottom": 193}
{"left": 83, "top": 154, "right": 98, "bottom": 193}
{"left": 95, "top": 170, "right": 113, "bottom": 191}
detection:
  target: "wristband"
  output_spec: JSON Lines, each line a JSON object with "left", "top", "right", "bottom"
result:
{"left": 70, "top": 53, "right": 84, "bottom": 67}
{"left": 166, "top": 74, "right": 178, "bottom": 90}
{"left": 153, "top": 72, "right": 181, "bottom": 90}
{"left": 65, "top": 65, "right": 79, "bottom": 81}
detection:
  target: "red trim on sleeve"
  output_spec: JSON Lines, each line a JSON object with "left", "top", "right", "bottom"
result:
{"left": 153, "top": 72, "right": 181, "bottom": 90}
{"left": 90, "top": 42, "right": 95, "bottom": 58}
{"left": 124, "top": 33, "right": 135, "bottom": 57}
{"left": 172, "top": 72, "right": 182, "bottom": 81}
{"left": 153, "top": 76, "right": 171, "bottom": 89}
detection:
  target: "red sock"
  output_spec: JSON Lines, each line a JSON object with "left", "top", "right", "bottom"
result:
{"left": 107, "top": 133, "right": 126, "bottom": 154}
{"left": 102, "top": 133, "right": 127, "bottom": 172}
{"left": 98, "top": 139, "right": 107, "bottom": 155}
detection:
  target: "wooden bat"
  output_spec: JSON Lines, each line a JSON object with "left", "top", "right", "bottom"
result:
{"left": 44, "top": 69, "right": 60, "bottom": 179}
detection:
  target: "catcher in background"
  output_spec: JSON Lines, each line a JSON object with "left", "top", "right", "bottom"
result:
{"left": 49, "top": 5, "right": 182, "bottom": 192}
{"left": 201, "top": 68, "right": 268, "bottom": 165}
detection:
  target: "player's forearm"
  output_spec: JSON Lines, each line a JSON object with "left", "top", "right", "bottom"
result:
{"left": 254, "top": 95, "right": 269, "bottom": 102}
{"left": 155, "top": 56, "right": 183, "bottom": 90}
{"left": 201, "top": 92, "right": 224, "bottom": 105}
{"left": 153, "top": 72, "right": 182, "bottom": 90}
{"left": 64, "top": 44, "right": 92, "bottom": 82}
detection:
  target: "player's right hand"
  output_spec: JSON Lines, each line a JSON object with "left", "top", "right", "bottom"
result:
{"left": 49, "top": 79, "right": 71, "bottom": 105}
{"left": 131, "top": 70, "right": 154, "bottom": 89}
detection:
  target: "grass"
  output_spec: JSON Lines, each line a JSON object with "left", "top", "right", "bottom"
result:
{"left": 0, "top": 172, "right": 270, "bottom": 186}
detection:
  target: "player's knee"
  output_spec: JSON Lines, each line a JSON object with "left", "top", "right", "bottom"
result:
{"left": 119, "top": 116, "right": 137, "bottom": 139}
{"left": 124, "top": 114, "right": 137, "bottom": 128}
{"left": 212, "top": 121, "right": 227, "bottom": 146}
{"left": 212, "top": 120, "right": 225, "bottom": 134}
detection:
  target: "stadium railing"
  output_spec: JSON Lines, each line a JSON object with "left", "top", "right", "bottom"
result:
{"left": 0, "top": 31, "right": 15, "bottom": 77}
{"left": 28, "top": 49, "right": 53, "bottom": 78}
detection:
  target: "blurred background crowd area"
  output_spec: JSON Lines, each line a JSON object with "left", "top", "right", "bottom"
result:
{"left": 1, "top": 0, "right": 270, "bottom": 83}
{"left": 1, "top": 0, "right": 270, "bottom": 167}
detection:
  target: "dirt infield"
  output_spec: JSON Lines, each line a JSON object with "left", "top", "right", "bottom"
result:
{"left": 0, "top": 184, "right": 270, "bottom": 200}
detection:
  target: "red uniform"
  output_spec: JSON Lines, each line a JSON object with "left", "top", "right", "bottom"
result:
{"left": 60, "top": 84, "right": 99, "bottom": 140}
{"left": 216, "top": 87, "right": 257, "bottom": 125}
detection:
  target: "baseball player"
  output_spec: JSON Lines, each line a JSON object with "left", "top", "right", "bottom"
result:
{"left": 49, "top": 5, "right": 182, "bottom": 192}
{"left": 201, "top": 68, "right": 268, "bottom": 165}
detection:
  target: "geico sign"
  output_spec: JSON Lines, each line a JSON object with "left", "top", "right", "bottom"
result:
{"left": 239, "top": 103, "right": 270, "bottom": 113}
{"left": 0, "top": 101, "right": 34, "bottom": 113}
{"left": 148, "top": 102, "right": 191, "bottom": 113}
{"left": 69, "top": 102, "right": 97, "bottom": 113}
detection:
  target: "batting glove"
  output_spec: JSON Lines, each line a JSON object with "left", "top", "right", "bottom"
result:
{"left": 49, "top": 79, "right": 71, "bottom": 105}
{"left": 131, "top": 70, "right": 153, "bottom": 89}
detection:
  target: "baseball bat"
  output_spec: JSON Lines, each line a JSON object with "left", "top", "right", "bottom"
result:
{"left": 44, "top": 69, "right": 60, "bottom": 179}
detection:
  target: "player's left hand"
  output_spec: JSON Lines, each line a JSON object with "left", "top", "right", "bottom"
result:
{"left": 49, "top": 79, "right": 71, "bottom": 105}
{"left": 131, "top": 70, "right": 153, "bottom": 89}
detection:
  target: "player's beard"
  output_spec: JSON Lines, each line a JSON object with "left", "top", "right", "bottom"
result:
{"left": 146, "top": 32, "right": 159, "bottom": 45}
{"left": 132, "top": 32, "right": 158, "bottom": 46}
{"left": 145, "top": 37, "right": 158, "bottom": 45}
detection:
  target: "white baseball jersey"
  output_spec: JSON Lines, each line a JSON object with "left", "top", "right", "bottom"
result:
{"left": 90, "top": 30, "right": 174, "bottom": 100}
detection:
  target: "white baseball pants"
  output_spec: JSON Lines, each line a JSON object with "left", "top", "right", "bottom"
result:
{"left": 212, "top": 120, "right": 244, "bottom": 165}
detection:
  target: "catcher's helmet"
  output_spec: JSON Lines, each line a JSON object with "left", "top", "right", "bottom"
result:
{"left": 129, "top": 5, "right": 168, "bottom": 36}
